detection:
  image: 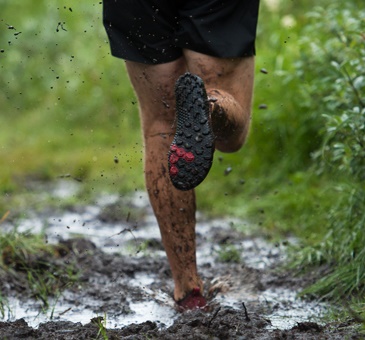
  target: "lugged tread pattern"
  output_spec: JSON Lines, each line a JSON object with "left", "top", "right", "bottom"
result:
{"left": 168, "top": 73, "right": 215, "bottom": 191}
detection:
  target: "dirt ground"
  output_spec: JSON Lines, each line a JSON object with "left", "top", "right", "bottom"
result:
{"left": 0, "top": 188, "right": 362, "bottom": 339}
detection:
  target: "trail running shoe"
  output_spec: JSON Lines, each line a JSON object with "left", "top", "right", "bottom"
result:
{"left": 168, "top": 73, "right": 215, "bottom": 191}
{"left": 176, "top": 287, "right": 207, "bottom": 311}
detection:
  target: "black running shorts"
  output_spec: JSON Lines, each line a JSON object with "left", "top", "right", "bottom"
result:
{"left": 103, "top": 0, "right": 260, "bottom": 64}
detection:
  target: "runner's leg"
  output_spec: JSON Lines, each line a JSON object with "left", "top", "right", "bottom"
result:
{"left": 125, "top": 59, "right": 204, "bottom": 302}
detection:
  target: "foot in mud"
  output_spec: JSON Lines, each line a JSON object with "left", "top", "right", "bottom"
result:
{"left": 176, "top": 287, "right": 208, "bottom": 312}
{"left": 168, "top": 73, "right": 215, "bottom": 191}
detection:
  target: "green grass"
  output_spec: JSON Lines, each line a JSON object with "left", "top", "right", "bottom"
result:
{"left": 0, "top": 0, "right": 143, "bottom": 198}
{"left": 0, "top": 291, "right": 7, "bottom": 319}
{"left": 216, "top": 244, "right": 241, "bottom": 264}
{"left": 0, "top": 227, "right": 79, "bottom": 309}
{"left": 93, "top": 315, "right": 109, "bottom": 340}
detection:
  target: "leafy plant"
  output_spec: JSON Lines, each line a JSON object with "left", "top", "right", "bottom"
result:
{"left": 288, "top": 3, "right": 365, "bottom": 302}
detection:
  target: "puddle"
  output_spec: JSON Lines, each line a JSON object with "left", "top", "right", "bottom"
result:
{"left": 260, "top": 288, "right": 326, "bottom": 330}
{"left": 1, "top": 180, "right": 328, "bottom": 331}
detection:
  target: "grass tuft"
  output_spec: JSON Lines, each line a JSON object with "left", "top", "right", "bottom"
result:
{"left": 0, "top": 228, "right": 80, "bottom": 309}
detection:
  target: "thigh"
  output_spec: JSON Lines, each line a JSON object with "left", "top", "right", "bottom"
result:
{"left": 125, "top": 58, "right": 187, "bottom": 134}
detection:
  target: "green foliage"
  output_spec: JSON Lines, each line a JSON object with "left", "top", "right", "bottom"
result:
{"left": 296, "top": 5, "right": 365, "bottom": 180}
{"left": 321, "top": 106, "right": 365, "bottom": 180}
{"left": 286, "top": 3, "right": 365, "bottom": 302}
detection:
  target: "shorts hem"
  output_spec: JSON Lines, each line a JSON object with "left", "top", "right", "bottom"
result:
{"left": 109, "top": 49, "right": 183, "bottom": 64}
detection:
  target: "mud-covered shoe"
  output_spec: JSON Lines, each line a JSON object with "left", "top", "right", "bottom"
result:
{"left": 168, "top": 73, "right": 215, "bottom": 191}
{"left": 176, "top": 287, "right": 207, "bottom": 311}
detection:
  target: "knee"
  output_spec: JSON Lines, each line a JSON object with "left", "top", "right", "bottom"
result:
{"left": 215, "top": 133, "right": 247, "bottom": 153}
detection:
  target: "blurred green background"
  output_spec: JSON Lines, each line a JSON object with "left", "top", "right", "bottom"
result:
{"left": 1, "top": 0, "right": 364, "bottom": 319}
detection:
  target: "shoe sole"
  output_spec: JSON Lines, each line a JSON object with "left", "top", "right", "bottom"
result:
{"left": 168, "top": 73, "right": 215, "bottom": 191}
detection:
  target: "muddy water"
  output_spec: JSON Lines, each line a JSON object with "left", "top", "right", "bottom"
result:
{"left": 2, "top": 180, "right": 327, "bottom": 331}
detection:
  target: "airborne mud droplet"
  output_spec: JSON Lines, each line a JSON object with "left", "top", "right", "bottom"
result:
{"left": 224, "top": 167, "right": 232, "bottom": 176}
{"left": 260, "top": 68, "right": 268, "bottom": 74}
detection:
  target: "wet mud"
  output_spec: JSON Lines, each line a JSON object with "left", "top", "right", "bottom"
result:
{"left": 0, "top": 182, "right": 362, "bottom": 339}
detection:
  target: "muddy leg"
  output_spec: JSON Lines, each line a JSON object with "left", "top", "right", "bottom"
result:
{"left": 125, "top": 59, "right": 203, "bottom": 302}
{"left": 184, "top": 50, "right": 255, "bottom": 153}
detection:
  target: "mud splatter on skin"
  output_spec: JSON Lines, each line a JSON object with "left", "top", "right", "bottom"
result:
{"left": 143, "top": 142, "right": 199, "bottom": 302}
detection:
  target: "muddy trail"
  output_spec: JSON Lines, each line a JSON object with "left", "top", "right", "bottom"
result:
{"left": 0, "top": 181, "right": 361, "bottom": 339}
